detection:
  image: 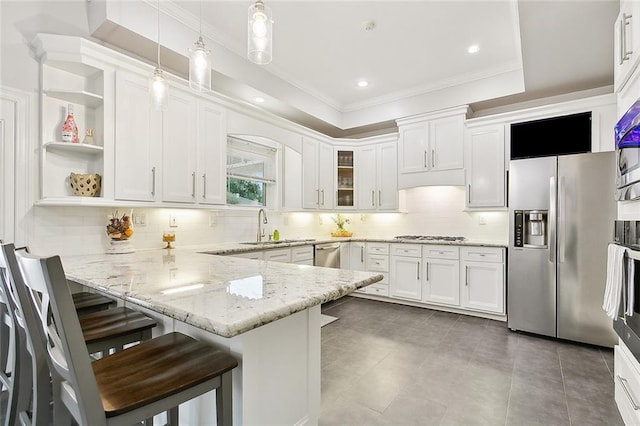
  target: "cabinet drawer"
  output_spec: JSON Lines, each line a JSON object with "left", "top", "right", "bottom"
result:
{"left": 291, "top": 245, "right": 314, "bottom": 262}
{"left": 461, "top": 246, "right": 503, "bottom": 263}
{"left": 423, "top": 245, "right": 459, "bottom": 260}
{"left": 366, "top": 254, "right": 389, "bottom": 272}
{"left": 368, "top": 283, "right": 389, "bottom": 297}
{"left": 263, "top": 248, "right": 292, "bottom": 263}
{"left": 615, "top": 344, "right": 640, "bottom": 425}
{"left": 390, "top": 243, "right": 422, "bottom": 258}
{"left": 367, "top": 242, "right": 389, "bottom": 255}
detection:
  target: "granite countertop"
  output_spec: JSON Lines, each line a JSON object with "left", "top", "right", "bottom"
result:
{"left": 200, "top": 237, "right": 507, "bottom": 256}
{"left": 61, "top": 248, "right": 383, "bottom": 338}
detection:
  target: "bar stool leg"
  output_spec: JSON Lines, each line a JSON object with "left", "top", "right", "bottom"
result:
{"left": 217, "top": 371, "right": 233, "bottom": 426}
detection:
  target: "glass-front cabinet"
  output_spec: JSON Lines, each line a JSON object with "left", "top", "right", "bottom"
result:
{"left": 336, "top": 149, "right": 355, "bottom": 208}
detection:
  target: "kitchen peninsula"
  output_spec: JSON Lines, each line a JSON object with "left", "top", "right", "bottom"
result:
{"left": 60, "top": 248, "right": 383, "bottom": 425}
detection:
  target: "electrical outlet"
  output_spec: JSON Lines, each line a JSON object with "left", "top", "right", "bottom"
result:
{"left": 318, "top": 215, "right": 324, "bottom": 225}
{"left": 478, "top": 215, "right": 487, "bottom": 225}
{"left": 133, "top": 213, "right": 147, "bottom": 226}
{"left": 360, "top": 214, "right": 367, "bottom": 223}
{"left": 209, "top": 213, "right": 217, "bottom": 227}
{"left": 169, "top": 215, "right": 178, "bottom": 227}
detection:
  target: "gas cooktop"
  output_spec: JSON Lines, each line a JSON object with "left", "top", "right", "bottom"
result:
{"left": 394, "top": 235, "right": 466, "bottom": 242}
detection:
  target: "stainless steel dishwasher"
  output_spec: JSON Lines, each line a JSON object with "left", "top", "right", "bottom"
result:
{"left": 314, "top": 243, "right": 341, "bottom": 268}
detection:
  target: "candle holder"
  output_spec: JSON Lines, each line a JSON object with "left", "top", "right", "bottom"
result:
{"left": 162, "top": 231, "right": 176, "bottom": 249}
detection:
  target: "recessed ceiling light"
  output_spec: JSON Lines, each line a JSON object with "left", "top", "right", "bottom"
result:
{"left": 357, "top": 80, "right": 369, "bottom": 88}
{"left": 253, "top": 96, "right": 265, "bottom": 103}
{"left": 467, "top": 44, "right": 480, "bottom": 54}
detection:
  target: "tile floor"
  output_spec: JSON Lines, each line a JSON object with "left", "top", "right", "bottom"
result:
{"left": 320, "top": 296, "right": 623, "bottom": 426}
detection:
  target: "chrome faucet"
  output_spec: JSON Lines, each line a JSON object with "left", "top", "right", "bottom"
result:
{"left": 257, "top": 208, "right": 268, "bottom": 242}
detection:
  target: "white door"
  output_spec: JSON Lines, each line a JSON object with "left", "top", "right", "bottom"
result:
{"left": 430, "top": 115, "right": 464, "bottom": 171}
{"left": 349, "top": 242, "right": 366, "bottom": 271}
{"left": 398, "top": 122, "right": 428, "bottom": 174}
{"left": 317, "top": 142, "right": 334, "bottom": 209}
{"left": 162, "top": 88, "right": 198, "bottom": 203}
{"left": 198, "top": 101, "right": 226, "bottom": 205}
{"left": 467, "top": 125, "right": 505, "bottom": 208}
{"left": 302, "top": 137, "right": 319, "bottom": 209}
{"left": 423, "top": 258, "right": 460, "bottom": 306}
{"left": 114, "top": 70, "right": 161, "bottom": 201}
{"left": 0, "top": 98, "right": 15, "bottom": 242}
{"left": 461, "top": 261, "right": 505, "bottom": 314}
{"left": 377, "top": 142, "right": 398, "bottom": 210}
{"left": 357, "top": 145, "right": 377, "bottom": 210}
{"left": 390, "top": 256, "right": 422, "bottom": 300}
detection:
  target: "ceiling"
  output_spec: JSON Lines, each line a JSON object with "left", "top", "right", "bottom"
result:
{"left": 89, "top": 0, "right": 619, "bottom": 138}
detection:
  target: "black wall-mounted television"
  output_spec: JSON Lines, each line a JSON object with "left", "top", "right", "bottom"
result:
{"left": 510, "top": 112, "right": 592, "bottom": 160}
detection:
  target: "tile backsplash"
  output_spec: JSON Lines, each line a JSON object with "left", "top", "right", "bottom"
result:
{"left": 28, "top": 186, "right": 508, "bottom": 256}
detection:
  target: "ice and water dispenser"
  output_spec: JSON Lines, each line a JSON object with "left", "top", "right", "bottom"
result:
{"left": 514, "top": 210, "right": 548, "bottom": 248}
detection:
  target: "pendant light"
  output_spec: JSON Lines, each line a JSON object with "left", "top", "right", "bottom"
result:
{"left": 150, "top": 0, "right": 169, "bottom": 110}
{"left": 247, "top": 0, "right": 272, "bottom": 65}
{"left": 189, "top": 1, "right": 211, "bottom": 92}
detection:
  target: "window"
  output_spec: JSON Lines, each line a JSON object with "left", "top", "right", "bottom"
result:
{"left": 226, "top": 135, "right": 278, "bottom": 207}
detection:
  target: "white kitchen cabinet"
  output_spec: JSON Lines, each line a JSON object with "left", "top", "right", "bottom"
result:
{"left": 614, "top": 1, "right": 640, "bottom": 93}
{"left": 291, "top": 245, "right": 314, "bottom": 265}
{"left": 335, "top": 148, "right": 356, "bottom": 209}
{"left": 390, "top": 244, "right": 422, "bottom": 301}
{"left": 396, "top": 106, "right": 468, "bottom": 188}
{"left": 197, "top": 101, "right": 227, "bottom": 205}
{"left": 162, "top": 87, "right": 198, "bottom": 203}
{"left": 615, "top": 342, "right": 640, "bottom": 425}
{"left": 263, "top": 248, "right": 292, "bottom": 263}
{"left": 232, "top": 251, "right": 264, "bottom": 260}
{"left": 460, "top": 247, "right": 505, "bottom": 314}
{"left": 282, "top": 146, "right": 302, "bottom": 210}
{"left": 302, "top": 136, "right": 334, "bottom": 209}
{"left": 465, "top": 124, "right": 506, "bottom": 208}
{"left": 114, "top": 69, "right": 162, "bottom": 202}
{"left": 357, "top": 141, "right": 398, "bottom": 211}
{"left": 349, "top": 242, "right": 366, "bottom": 271}
{"left": 423, "top": 246, "right": 460, "bottom": 307}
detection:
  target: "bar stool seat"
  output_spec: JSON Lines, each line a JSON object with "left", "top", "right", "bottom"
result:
{"left": 72, "top": 292, "right": 116, "bottom": 315}
{"left": 79, "top": 307, "right": 156, "bottom": 355}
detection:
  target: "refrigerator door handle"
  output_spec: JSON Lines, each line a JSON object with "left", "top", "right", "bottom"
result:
{"left": 558, "top": 175, "right": 566, "bottom": 263}
{"left": 549, "top": 176, "right": 557, "bottom": 264}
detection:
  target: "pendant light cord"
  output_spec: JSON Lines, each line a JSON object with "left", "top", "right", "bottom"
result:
{"left": 157, "top": 0, "right": 161, "bottom": 68}
{"left": 199, "top": 1, "right": 202, "bottom": 37}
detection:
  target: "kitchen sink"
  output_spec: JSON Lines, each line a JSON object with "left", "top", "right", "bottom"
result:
{"left": 240, "top": 239, "right": 316, "bottom": 246}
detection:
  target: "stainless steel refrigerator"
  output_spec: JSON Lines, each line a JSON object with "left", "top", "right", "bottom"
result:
{"left": 507, "top": 152, "right": 618, "bottom": 347}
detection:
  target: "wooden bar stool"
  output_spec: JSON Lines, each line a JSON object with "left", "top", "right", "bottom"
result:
{"left": 1, "top": 244, "right": 158, "bottom": 425}
{"left": 0, "top": 250, "right": 31, "bottom": 426}
{"left": 10, "top": 247, "right": 238, "bottom": 426}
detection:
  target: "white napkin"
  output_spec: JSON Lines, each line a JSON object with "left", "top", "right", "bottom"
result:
{"left": 603, "top": 243, "right": 627, "bottom": 319}
{"left": 628, "top": 256, "right": 635, "bottom": 316}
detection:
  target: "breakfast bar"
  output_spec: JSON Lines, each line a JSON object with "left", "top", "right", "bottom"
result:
{"left": 60, "top": 248, "right": 383, "bottom": 425}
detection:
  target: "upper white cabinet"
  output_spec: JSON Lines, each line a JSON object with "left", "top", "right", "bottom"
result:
{"left": 615, "top": 1, "right": 640, "bottom": 93}
{"left": 302, "top": 136, "right": 334, "bottom": 209}
{"left": 335, "top": 148, "right": 356, "bottom": 209}
{"left": 357, "top": 141, "right": 398, "bottom": 211}
{"left": 281, "top": 146, "right": 303, "bottom": 210}
{"left": 33, "top": 34, "right": 115, "bottom": 202}
{"left": 162, "top": 87, "right": 198, "bottom": 203}
{"left": 465, "top": 124, "right": 506, "bottom": 208}
{"left": 396, "top": 106, "right": 468, "bottom": 188}
{"left": 197, "top": 101, "right": 227, "bottom": 205}
{"left": 114, "top": 69, "right": 162, "bottom": 202}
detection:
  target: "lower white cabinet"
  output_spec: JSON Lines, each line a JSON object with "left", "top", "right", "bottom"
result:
{"left": 460, "top": 247, "right": 505, "bottom": 314}
{"left": 423, "top": 258, "right": 460, "bottom": 307}
{"left": 291, "top": 246, "right": 314, "bottom": 265}
{"left": 349, "top": 242, "right": 366, "bottom": 271}
{"left": 390, "top": 244, "right": 422, "bottom": 301}
{"left": 615, "top": 342, "right": 640, "bottom": 425}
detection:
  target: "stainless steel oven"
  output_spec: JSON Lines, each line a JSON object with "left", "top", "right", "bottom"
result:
{"left": 614, "top": 221, "right": 640, "bottom": 361}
